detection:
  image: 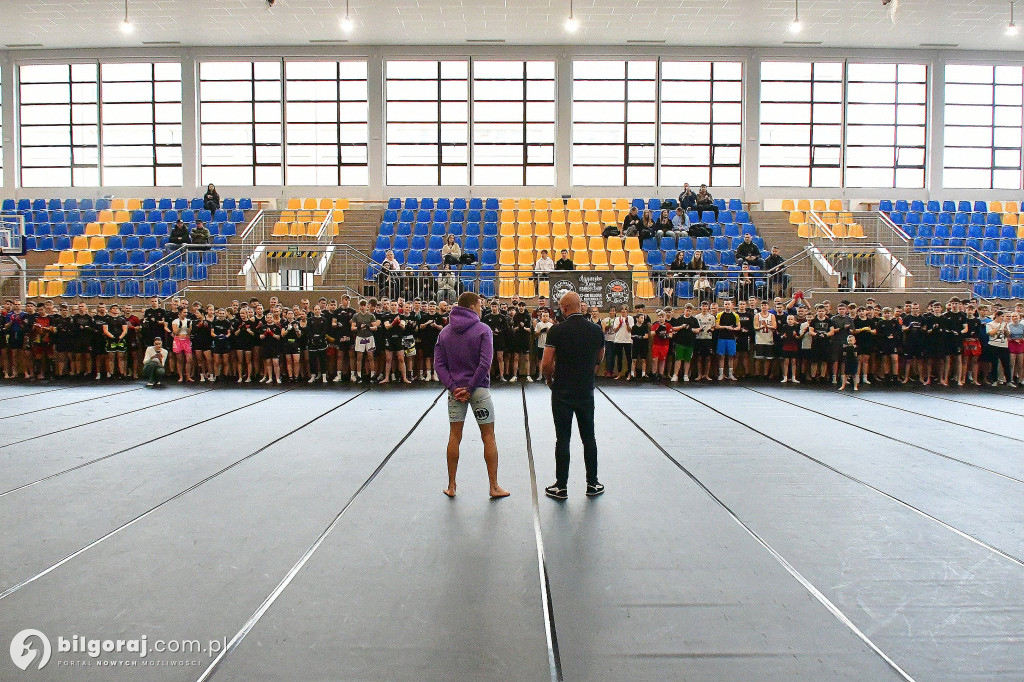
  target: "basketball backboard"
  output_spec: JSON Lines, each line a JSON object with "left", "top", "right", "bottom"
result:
{"left": 0, "top": 213, "right": 25, "bottom": 256}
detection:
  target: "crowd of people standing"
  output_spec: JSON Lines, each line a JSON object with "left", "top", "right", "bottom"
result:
{"left": 2, "top": 294, "right": 1022, "bottom": 390}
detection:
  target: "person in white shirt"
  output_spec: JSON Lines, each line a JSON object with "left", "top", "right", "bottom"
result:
{"left": 671, "top": 207, "right": 690, "bottom": 235}
{"left": 534, "top": 248, "right": 555, "bottom": 295}
{"left": 611, "top": 305, "right": 635, "bottom": 380}
{"left": 142, "top": 337, "right": 168, "bottom": 387}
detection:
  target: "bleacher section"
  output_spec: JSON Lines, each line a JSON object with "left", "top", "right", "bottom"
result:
{"left": 370, "top": 197, "right": 765, "bottom": 301}
{"left": 879, "top": 199, "right": 1024, "bottom": 300}
{"left": 1, "top": 197, "right": 251, "bottom": 299}
{"left": 272, "top": 198, "right": 349, "bottom": 237}
{"left": 783, "top": 200, "right": 865, "bottom": 239}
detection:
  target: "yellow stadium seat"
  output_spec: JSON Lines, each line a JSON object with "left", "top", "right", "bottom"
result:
{"left": 615, "top": 198, "right": 630, "bottom": 211}
{"left": 517, "top": 209, "right": 533, "bottom": 223}
{"left": 600, "top": 210, "right": 616, "bottom": 224}
{"left": 315, "top": 198, "right": 331, "bottom": 210}
{"left": 574, "top": 263, "right": 591, "bottom": 271}
{"left": 288, "top": 223, "right": 303, "bottom": 237}
{"left": 847, "top": 224, "right": 865, "bottom": 238}
{"left": 27, "top": 280, "right": 39, "bottom": 298}
{"left": 281, "top": 211, "right": 296, "bottom": 222}
{"left": 334, "top": 198, "right": 350, "bottom": 210}
{"left": 549, "top": 198, "right": 565, "bottom": 211}
{"left": 297, "top": 212, "right": 313, "bottom": 223}
{"left": 88, "top": 236, "right": 105, "bottom": 250}
{"left": 623, "top": 236, "right": 640, "bottom": 251}
{"left": 57, "top": 250, "right": 76, "bottom": 265}
{"left": 306, "top": 222, "right": 321, "bottom": 237}
{"left": 300, "top": 198, "right": 314, "bottom": 210}
{"left": 551, "top": 223, "right": 568, "bottom": 238}
{"left": 72, "top": 235, "right": 89, "bottom": 251}
{"left": 829, "top": 199, "right": 843, "bottom": 212}
{"left": 781, "top": 199, "right": 795, "bottom": 211}
{"left": 518, "top": 236, "right": 534, "bottom": 251}
{"left": 814, "top": 225, "right": 830, "bottom": 238}
{"left": 606, "top": 236, "right": 623, "bottom": 251}
{"left": 840, "top": 212, "right": 854, "bottom": 224}
{"left": 628, "top": 250, "right": 646, "bottom": 266}
{"left": 797, "top": 223, "right": 812, "bottom": 239}
{"left": 534, "top": 221, "right": 551, "bottom": 237}
{"left": 635, "top": 279, "right": 654, "bottom": 299}
{"left": 550, "top": 210, "right": 566, "bottom": 224}
{"left": 590, "top": 250, "right": 609, "bottom": 267}
{"left": 44, "top": 264, "right": 62, "bottom": 279}
{"left": 613, "top": 264, "right": 629, "bottom": 272}
{"left": 615, "top": 209, "right": 629, "bottom": 222}
{"left": 500, "top": 236, "right": 516, "bottom": 251}
{"left": 114, "top": 210, "right": 130, "bottom": 223}
{"left": 500, "top": 222, "right": 516, "bottom": 237}
{"left": 535, "top": 236, "right": 552, "bottom": 253}
{"left": 1019, "top": 225, "right": 1024, "bottom": 239}
{"left": 552, "top": 236, "right": 569, "bottom": 252}
{"left": 333, "top": 209, "right": 345, "bottom": 222}
{"left": 516, "top": 222, "right": 533, "bottom": 237}
{"left": 584, "top": 222, "right": 602, "bottom": 238}
{"left": 110, "top": 199, "right": 126, "bottom": 210}
{"left": 499, "top": 251, "right": 516, "bottom": 265}
{"left": 126, "top": 199, "right": 142, "bottom": 211}
{"left": 102, "top": 223, "right": 118, "bottom": 236}
{"left": 534, "top": 199, "right": 550, "bottom": 211}
{"left": 831, "top": 224, "right": 848, "bottom": 238}
{"left": 97, "top": 210, "right": 114, "bottom": 223}
{"left": 499, "top": 210, "right": 514, "bottom": 223}
{"left": 568, "top": 223, "right": 585, "bottom": 237}
{"left": 517, "top": 250, "right": 535, "bottom": 266}
{"left": 583, "top": 210, "right": 599, "bottom": 223}
{"left": 609, "top": 250, "right": 627, "bottom": 266}
{"left": 567, "top": 210, "right": 582, "bottom": 223}
{"left": 588, "top": 237, "right": 605, "bottom": 252}
{"left": 572, "top": 250, "right": 590, "bottom": 266}
{"left": 598, "top": 198, "right": 613, "bottom": 210}
{"left": 518, "top": 279, "right": 536, "bottom": 298}
{"left": 566, "top": 198, "right": 581, "bottom": 210}
{"left": 812, "top": 200, "right": 827, "bottom": 212}
{"left": 83, "top": 222, "right": 100, "bottom": 236}
{"left": 633, "top": 264, "right": 649, "bottom": 276}
{"left": 499, "top": 279, "right": 517, "bottom": 298}
{"left": 990, "top": 201, "right": 1003, "bottom": 213}
{"left": 789, "top": 211, "right": 805, "bottom": 225}
{"left": 272, "top": 221, "right": 288, "bottom": 236}
{"left": 313, "top": 210, "right": 328, "bottom": 221}
{"left": 517, "top": 199, "right": 531, "bottom": 210}
{"left": 500, "top": 199, "right": 515, "bottom": 210}
{"left": 797, "top": 200, "right": 811, "bottom": 212}
{"left": 1005, "top": 201, "right": 1019, "bottom": 213}
{"left": 1004, "top": 213, "right": 1018, "bottom": 226}
{"left": 538, "top": 279, "right": 550, "bottom": 298}
{"left": 286, "top": 198, "right": 301, "bottom": 210}
{"left": 822, "top": 212, "right": 837, "bottom": 224}
{"left": 570, "top": 236, "right": 587, "bottom": 252}
{"left": 533, "top": 209, "right": 549, "bottom": 224}
{"left": 75, "top": 250, "right": 93, "bottom": 265}
{"left": 582, "top": 198, "right": 597, "bottom": 210}
{"left": 44, "top": 280, "right": 64, "bottom": 298}
{"left": 62, "top": 263, "right": 80, "bottom": 278}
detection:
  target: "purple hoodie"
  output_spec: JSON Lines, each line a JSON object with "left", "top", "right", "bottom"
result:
{"left": 435, "top": 306, "right": 492, "bottom": 393}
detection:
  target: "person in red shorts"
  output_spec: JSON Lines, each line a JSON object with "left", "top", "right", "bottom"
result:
{"left": 650, "top": 309, "right": 674, "bottom": 380}
{"left": 31, "top": 300, "right": 55, "bottom": 380}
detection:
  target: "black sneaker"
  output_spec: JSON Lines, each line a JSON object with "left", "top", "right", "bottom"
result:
{"left": 544, "top": 484, "right": 567, "bottom": 500}
{"left": 585, "top": 482, "right": 605, "bottom": 497}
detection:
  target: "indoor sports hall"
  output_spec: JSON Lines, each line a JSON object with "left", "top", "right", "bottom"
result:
{"left": 2, "top": 1, "right": 1024, "bottom": 681}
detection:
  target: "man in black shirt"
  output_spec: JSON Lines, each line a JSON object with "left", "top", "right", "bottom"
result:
{"left": 541, "top": 291, "right": 606, "bottom": 500}
{"left": 763, "top": 245, "right": 790, "bottom": 297}
{"left": 734, "top": 233, "right": 764, "bottom": 268}
{"left": 554, "top": 249, "right": 575, "bottom": 271}
{"left": 92, "top": 304, "right": 110, "bottom": 380}
{"left": 483, "top": 301, "right": 511, "bottom": 381}
{"left": 333, "top": 296, "right": 356, "bottom": 382}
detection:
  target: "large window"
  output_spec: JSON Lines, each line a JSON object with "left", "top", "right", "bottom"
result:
{"left": 284, "top": 61, "right": 368, "bottom": 186}
{"left": 19, "top": 63, "right": 100, "bottom": 187}
{"left": 472, "top": 60, "right": 555, "bottom": 186}
{"left": 100, "top": 62, "right": 182, "bottom": 186}
{"left": 385, "top": 60, "right": 469, "bottom": 186}
{"left": 660, "top": 61, "right": 743, "bottom": 187}
{"left": 944, "top": 64, "right": 1023, "bottom": 189}
{"left": 759, "top": 61, "right": 844, "bottom": 187}
{"left": 199, "top": 61, "right": 283, "bottom": 186}
{"left": 845, "top": 63, "right": 926, "bottom": 188}
{"left": 572, "top": 60, "right": 657, "bottom": 186}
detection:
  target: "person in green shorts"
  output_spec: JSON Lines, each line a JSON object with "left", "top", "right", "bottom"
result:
{"left": 671, "top": 303, "right": 699, "bottom": 382}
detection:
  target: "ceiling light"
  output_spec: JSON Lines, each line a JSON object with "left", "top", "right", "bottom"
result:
{"left": 120, "top": 0, "right": 133, "bottom": 33}
{"left": 565, "top": 0, "right": 579, "bottom": 32}
{"left": 340, "top": 0, "right": 354, "bottom": 33}
{"left": 790, "top": 0, "right": 802, "bottom": 33}
{"left": 1008, "top": 2, "right": 1019, "bottom": 36}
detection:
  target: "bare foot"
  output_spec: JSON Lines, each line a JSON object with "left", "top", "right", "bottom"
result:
{"left": 402, "top": 378, "right": 413, "bottom": 385}
{"left": 443, "top": 484, "right": 456, "bottom": 498}
{"left": 489, "top": 486, "right": 510, "bottom": 499}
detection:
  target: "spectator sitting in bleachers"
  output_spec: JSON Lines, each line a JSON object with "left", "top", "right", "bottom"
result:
{"left": 656, "top": 210, "right": 681, "bottom": 239}
{"left": 167, "top": 219, "right": 191, "bottom": 251}
{"left": 436, "top": 264, "right": 458, "bottom": 304}
{"left": 678, "top": 183, "right": 697, "bottom": 213}
{"left": 764, "top": 245, "right": 790, "bottom": 296}
{"left": 555, "top": 249, "right": 574, "bottom": 270}
{"left": 638, "top": 209, "right": 657, "bottom": 241}
{"left": 203, "top": 184, "right": 220, "bottom": 213}
{"left": 696, "top": 184, "right": 719, "bottom": 221}
{"left": 620, "top": 206, "right": 641, "bottom": 237}
{"left": 535, "top": 249, "right": 555, "bottom": 274}
{"left": 191, "top": 220, "right": 211, "bottom": 249}
{"left": 671, "top": 207, "right": 690, "bottom": 235}
{"left": 441, "top": 234, "right": 462, "bottom": 266}
{"left": 734, "top": 233, "right": 763, "bottom": 268}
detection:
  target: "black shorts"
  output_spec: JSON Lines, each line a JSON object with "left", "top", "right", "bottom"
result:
{"left": 694, "top": 338, "right": 715, "bottom": 357}
{"left": 810, "top": 340, "right": 830, "bottom": 362}
{"left": 420, "top": 341, "right": 437, "bottom": 358}
{"left": 260, "top": 340, "right": 279, "bottom": 359}
{"left": 213, "top": 338, "right": 231, "bottom": 354}
{"left": 946, "top": 336, "right": 962, "bottom": 356}
{"left": 336, "top": 339, "right": 354, "bottom": 351}
{"left": 192, "top": 340, "right": 213, "bottom": 352}
{"left": 6, "top": 336, "right": 24, "bottom": 350}
{"left": 492, "top": 335, "right": 507, "bottom": 353}
{"left": 511, "top": 333, "right": 531, "bottom": 354}
{"left": 876, "top": 342, "right": 899, "bottom": 356}
{"left": 386, "top": 336, "right": 404, "bottom": 352}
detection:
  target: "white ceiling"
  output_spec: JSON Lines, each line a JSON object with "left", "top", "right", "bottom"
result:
{"left": 2, "top": 0, "right": 1024, "bottom": 51}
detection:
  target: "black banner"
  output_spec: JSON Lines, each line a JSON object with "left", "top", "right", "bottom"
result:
{"left": 548, "top": 271, "right": 633, "bottom": 310}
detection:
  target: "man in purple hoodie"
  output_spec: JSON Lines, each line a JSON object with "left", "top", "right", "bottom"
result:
{"left": 435, "top": 291, "right": 510, "bottom": 499}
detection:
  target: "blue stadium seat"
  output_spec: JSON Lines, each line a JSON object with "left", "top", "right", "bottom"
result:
{"left": 647, "top": 251, "right": 663, "bottom": 267}
{"left": 448, "top": 222, "right": 464, "bottom": 236}
{"left": 704, "top": 250, "right": 720, "bottom": 265}
{"left": 687, "top": 211, "right": 700, "bottom": 223}
{"left": 465, "top": 222, "right": 481, "bottom": 237}
{"left": 84, "top": 279, "right": 105, "bottom": 297}
{"left": 453, "top": 198, "right": 467, "bottom": 210}
{"left": 411, "top": 235, "right": 427, "bottom": 251}
{"left": 53, "top": 235, "right": 71, "bottom": 251}
{"left": 400, "top": 209, "right": 415, "bottom": 222}
{"left": 659, "top": 237, "right": 676, "bottom": 251}
{"left": 728, "top": 199, "right": 742, "bottom": 211}
{"left": 484, "top": 210, "right": 498, "bottom": 223}
{"left": 1001, "top": 225, "right": 1017, "bottom": 239}
{"left": 375, "top": 236, "right": 391, "bottom": 251}
{"left": 107, "top": 236, "right": 123, "bottom": 250}
{"left": 695, "top": 237, "right": 711, "bottom": 251}
{"left": 950, "top": 225, "right": 967, "bottom": 239}
{"left": 412, "top": 222, "right": 428, "bottom": 236}
{"left": 933, "top": 224, "right": 950, "bottom": 239}
{"left": 974, "top": 201, "right": 988, "bottom": 213}
{"left": 404, "top": 198, "right": 418, "bottom": 209}
{"left": 481, "top": 250, "right": 497, "bottom": 266}
{"left": 158, "top": 280, "right": 177, "bottom": 298}
{"left": 484, "top": 198, "right": 500, "bottom": 210}
{"left": 153, "top": 222, "right": 169, "bottom": 236}
{"left": 467, "top": 210, "right": 482, "bottom": 223}
{"left": 128, "top": 249, "right": 146, "bottom": 266}
{"left": 714, "top": 236, "right": 730, "bottom": 251}
{"left": 392, "top": 236, "right": 410, "bottom": 252}
{"left": 464, "top": 236, "right": 481, "bottom": 252}
{"left": 894, "top": 200, "right": 909, "bottom": 212}
{"left": 922, "top": 213, "right": 937, "bottom": 225}
{"left": 649, "top": 199, "right": 662, "bottom": 211}
{"left": 483, "top": 223, "right": 498, "bottom": 237}
{"left": 987, "top": 212, "right": 1002, "bottom": 226}
{"left": 483, "top": 236, "right": 498, "bottom": 251}
{"left": 1000, "top": 238, "right": 1015, "bottom": 251}
{"left": 993, "top": 281, "right": 1011, "bottom": 299}
{"left": 396, "top": 222, "right": 412, "bottom": 236}
{"left": 428, "top": 235, "right": 444, "bottom": 250}
{"left": 383, "top": 209, "right": 398, "bottom": 222}
{"left": 957, "top": 201, "right": 972, "bottom": 213}
{"left": 2, "top": 199, "right": 16, "bottom": 211}
{"left": 677, "top": 236, "right": 694, "bottom": 251}
{"left": 469, "top": 198, "right": 483, "bottom": 210}
{"left": 985, "top": 225, "right": 1000, "bottom": 239}
{"left": 434, "top": 209, "right": 448, "bottom": 223}
{"left": 878, "top": 200, "right": 893, "bottom": 213}
{"left": 46, "top": 199, "right": 59, "bottom": 211}
{"left": 941, "top": 201, "right": 955, "bottom": 213}
{"left": 910, "top": 200, "right": 925, "bottom": 212}
{"left": 937, "top": 212, "right": 953, "bottom": 225}
{"left": 675, "top": 280, "right": 693, "bottom": 300}
{"left": 926, "top": 201, "right": 940, "bottom": 213}
{"left": 431, "top": 222, "right": 446, "bottom": 236}
{"left": 97, "top": 279, "right": 116, "bottom": 298}
{"left": 450, "top": 210, "right": 465, "bottom": 224}
{"left": 426, "top": 250, "right": 442, "bottom": 267}
{"left": 387, "top": 198, "right": 401, "bottom": 210}
{"left": 998, "top": 252, "right": 1014, "bottom": 268}
{"left": 378, "top": 222, "right": 395, "bottom": 238}
{"left": 34, "top": 236, "right": 52, "bottom": 251}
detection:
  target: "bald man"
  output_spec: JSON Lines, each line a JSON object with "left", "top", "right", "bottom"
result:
{"left": 540, "top": 292, "right": 606, "bottom": 500}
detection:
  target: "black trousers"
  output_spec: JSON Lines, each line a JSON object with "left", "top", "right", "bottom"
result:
{"left": 552, "top": 392, "right": 598, "bottom": 487}
{"left": 990, "top": 346, "right": 1012, "bottom": 383}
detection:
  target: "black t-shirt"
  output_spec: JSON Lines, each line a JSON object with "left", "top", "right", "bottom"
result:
{"left": 545, "top": 313, "right": 605, "bottom": 396}
{"left": 922, "top": 313, "right": 943, "bottom": 340}
{"left": 810, "top": 317, "right": 834, "bottom": 342}
{"left": 831, "top": 315, "right": 854, "bottom": 347}
{"left": 716, "top": 311, "right": 740, "bottom": 341}
{"left": 852, "top": 317, "right": 876, "bottom": 343}
{"left": 875, "top": 318, "right": 900, "bottom": 345}
{"left": 942, "top": 311, "right": 968, "bottom": 339}
{"left": 418, "top": 313, "right": 444, "bottom": 344}
{"left": 105, "top": 316, "right": 126, "bottom": 339}
{"left": 512, "top": 312, "right": 533, "bottom": 337}
{"left": 211, "top": 319, "right": 232, "bottom": 339}
{"left": 92, "top": 314, "right": 110, "bottom": 338}
{"left": 631, "top": 319, "right": 651, "bottom": 344}
{"left": 383, "top": 312, "right": 406, "bottom": 340}
{"left": 333, "top": 307, "right": 355, "bottom": 341}
{"left": 142, "top": 307, "right": 166, "bottom": 338}
{"left": 554, "top": 258, "right": 575, "bottom": 271}
{"left": 483, "top": 311, "right": 511, "bottom": 336}
{"left": 671, "top": 316, "right": 699, "bottom": 346}
{"left": 902, "top": 314, "right": 924, "bottom": 343}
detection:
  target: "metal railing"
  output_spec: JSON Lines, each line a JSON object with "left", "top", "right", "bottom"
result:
{"left": 242, "top": 210, "right": 335, "bottom": 247}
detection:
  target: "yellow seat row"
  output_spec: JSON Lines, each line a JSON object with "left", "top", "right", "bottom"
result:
{"left": 108, "top": 199, "right": 142, "bottom": 211}
{"left": 782, "top": 199, "right": 844, "bottom": 213}
{"left": 286, "top": 198, "right": 351, "bottom": 211}
{"left": 499, "top": 249, "right": 646, "bottom": 267}
{"left": 272, "top": 221, "right": 324, "bottom": 238}
{"left": 499, "top": 235, "right": 641, "bottom": 253}
{"left": 26, "top": 279, "right": 66, "bottom": 298}
{"left": 64, "top": 236, "right": 108, "bottom": 252}
{"left": 496, "top": 198, "right": 633, "bottom": 211}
